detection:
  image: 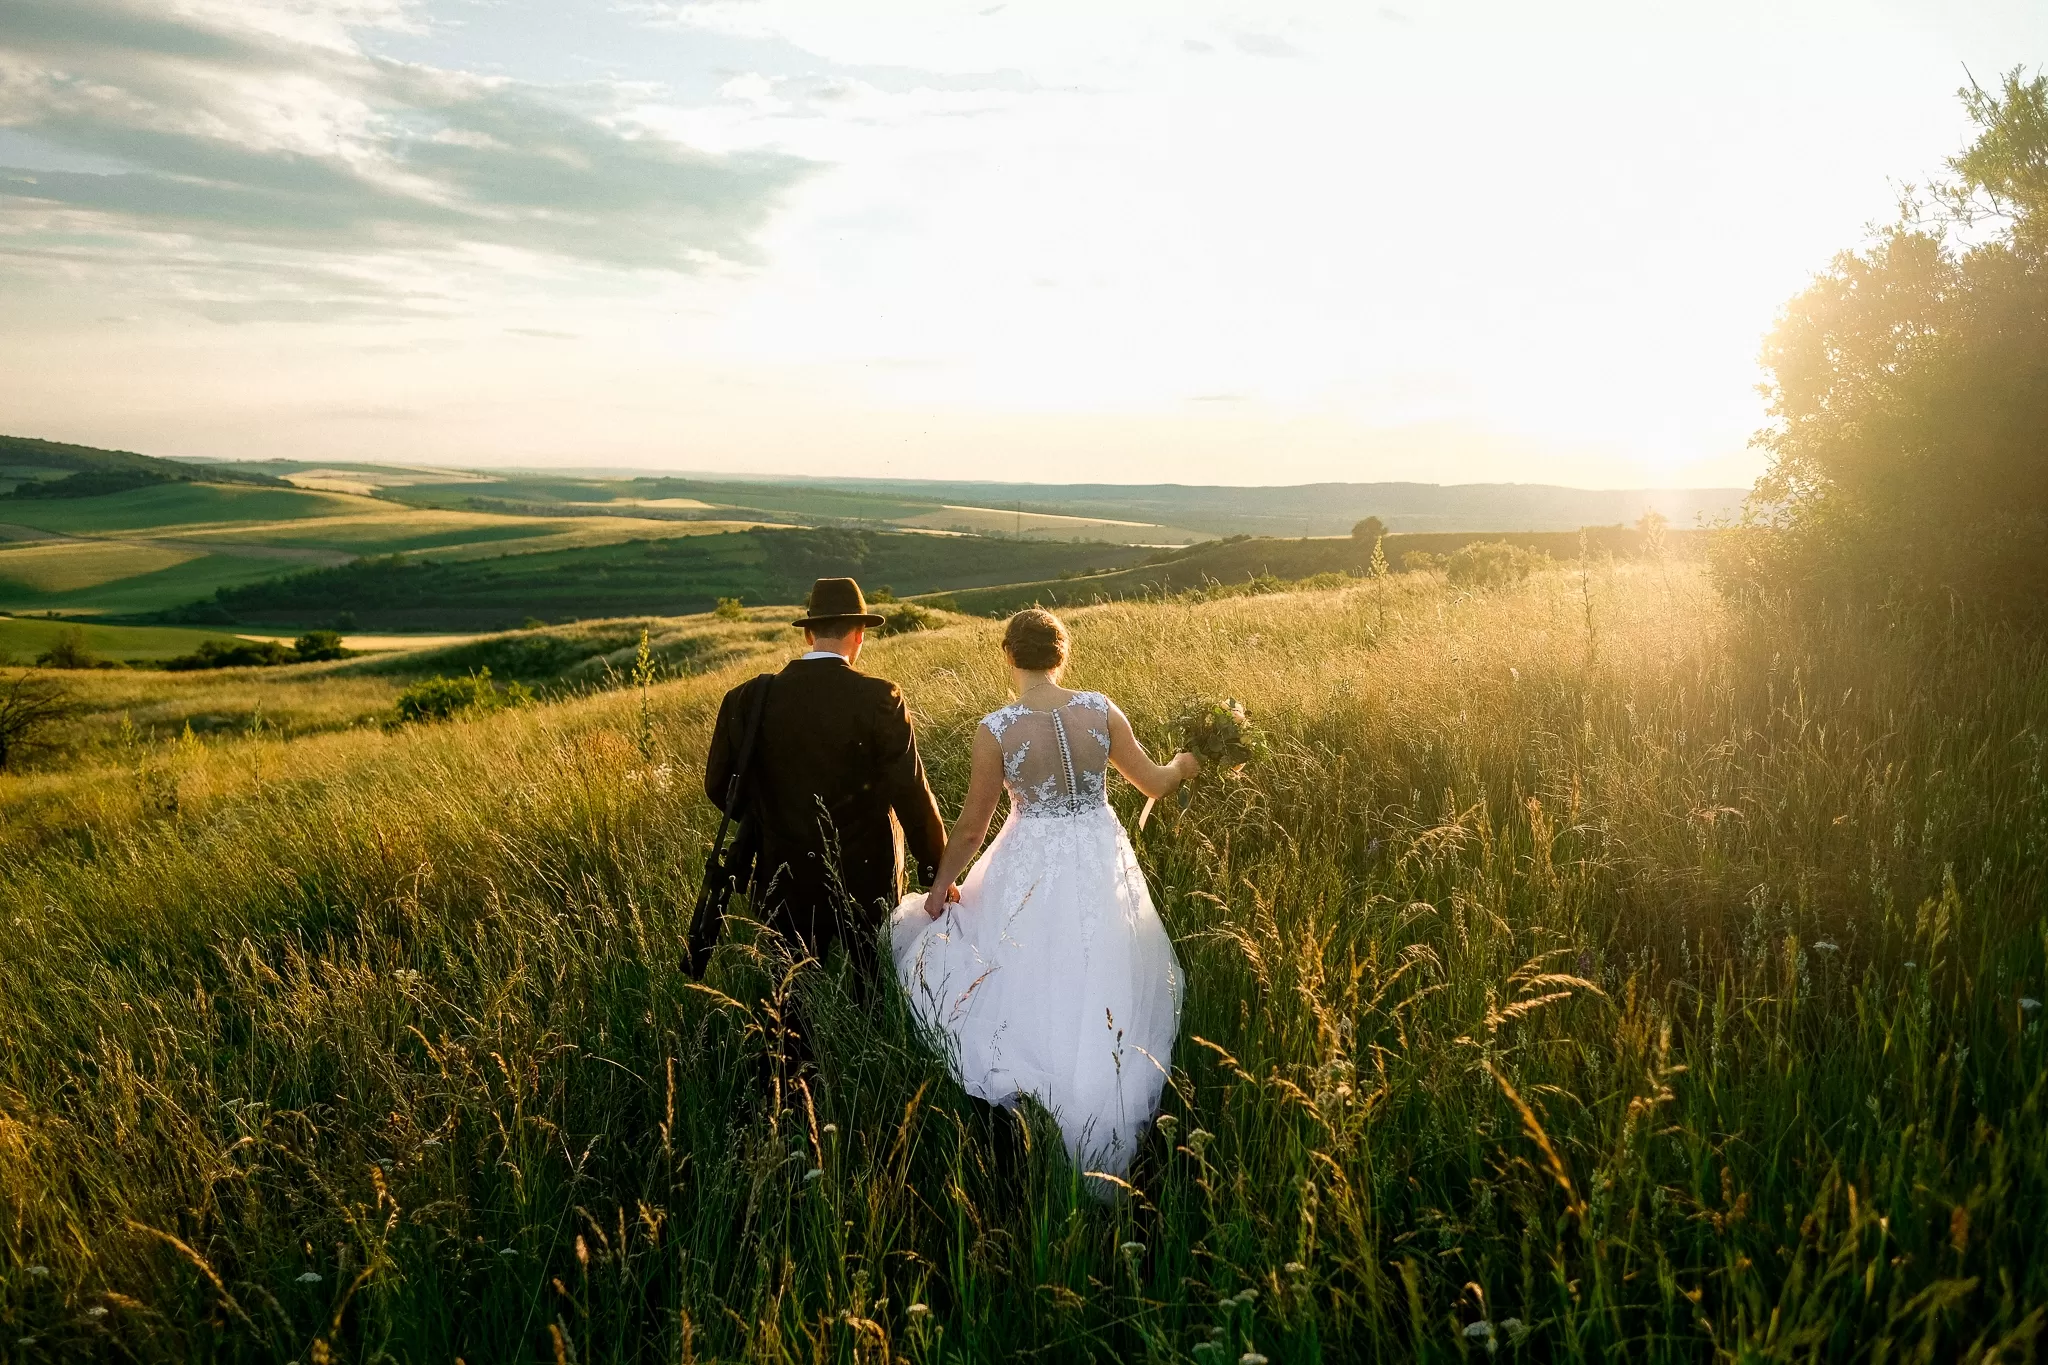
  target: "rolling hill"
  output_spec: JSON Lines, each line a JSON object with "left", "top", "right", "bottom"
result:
{"left": 153, "top": 526, "right": 1152, "bottom": 631}
{"left": 0, "top": 432, "right": 284, "bottom": 494}
{"left": 930, "top": 525, "right": 1696, "bottom": 614}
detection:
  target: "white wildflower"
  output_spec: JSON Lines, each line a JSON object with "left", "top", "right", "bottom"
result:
{"left": 804, "top": 1167, "right": 823, "bottom": 1182}
{"left": 26, "top": 1265, "right": 49, "bottom": 1278}
{"left": 1239, "top": 1354, "right": 1269, "bottom": 1365}
{"left": 1119, "top": 1241, "right": 1145, "bottom": 1257}
{"left": 297, "top": 1271, "right": 322, "bottom": 1284}
{"left": 85, "top": 1307, "right": 107, "bottom": 1319}
{"left": 1812, "top": 940, "right": 1839, "bottom": 954}
{"left": 907, "top": 1303, "right": 930, "bottom": 1317}
{"left": 2022, "top": 997, "right": 2042, "bottom": 1014}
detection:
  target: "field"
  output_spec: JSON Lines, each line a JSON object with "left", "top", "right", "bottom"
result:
{"left": 1, "top": 562, "right": 2042, "bottom": 1361}
{"left": 0, "top": 481, "right": 767, "bottom": 616}
{"left": 937, "top": 525, "right": 1701, "bottom": 615}
{"left": 172, "top": 527, "right": 1153, "bottom": 631}
{"left": 0, "top": 617, "right": 248, "bottom": 664}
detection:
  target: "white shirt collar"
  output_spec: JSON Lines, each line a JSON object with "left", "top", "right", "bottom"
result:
{"left": 800, "top": 650, "right": 851, "bottom": 663}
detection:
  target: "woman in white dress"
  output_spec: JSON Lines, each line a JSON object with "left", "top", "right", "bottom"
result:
{"left": 889, "top": 609, "right": 1198, "bottom": 1185}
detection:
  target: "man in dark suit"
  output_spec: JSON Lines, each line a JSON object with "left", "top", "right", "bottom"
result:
{"left": 703, "top": 577, "right": 949, "bottom": 992}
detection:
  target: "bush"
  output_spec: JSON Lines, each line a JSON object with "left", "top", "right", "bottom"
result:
{"left": 394, "top": 668, "right": 532, "bottom": 723}
{"left": 713, "top": 598, "right": 748, "bottom": 621}
{"left": 1298, "top": 571, "right": 1353, "bottom": 591}
{"left": 1400, "top": 550, "right": 1444, "bottom": 573}
{"left": 163, "top": 638, "right": 296, "bottom": 671}
{"left": 34, "top": 627, "right": 118, "bottom": 670}
{"left": 1445, "top": 541, "right": 1546, "bottom": 589}
{"left": 879, "top": 604, "right": 941, "bottom": 635}
{"left": 0, "top": 669, "right": 75, "bottom": 769}
{"left": 293, "top": 630, "right": 346, "bottom": 662}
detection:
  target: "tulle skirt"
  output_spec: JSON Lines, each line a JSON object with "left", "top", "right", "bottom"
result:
{"left": 889, "top": 803, "right": 1183, "bottom": 1182}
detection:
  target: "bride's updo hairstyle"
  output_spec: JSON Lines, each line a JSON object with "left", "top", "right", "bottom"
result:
{"left": 1002, "top": 607, "right": 1070, "bottom": 674}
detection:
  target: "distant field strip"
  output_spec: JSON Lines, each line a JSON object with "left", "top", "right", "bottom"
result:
{"left": 0, "top": 483, "right": 365, "bottom": 533}
{"left": 895, "top": 504, "right": 1201, "bottom": 541}
{"left": 0, "top": 539, "right": 201, "bottom": 593}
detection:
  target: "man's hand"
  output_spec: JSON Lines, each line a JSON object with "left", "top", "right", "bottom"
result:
{"left": 924, "top": 883, "right": 962, "bottom": 920}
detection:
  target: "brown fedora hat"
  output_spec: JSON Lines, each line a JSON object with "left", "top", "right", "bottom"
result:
{"left": 792, "top": 577, "right": 887, "bottom": 629}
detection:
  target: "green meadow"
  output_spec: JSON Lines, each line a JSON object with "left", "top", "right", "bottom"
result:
{"left": 1, "top": 563, "right": 2041, "bottom": 1360}
{"left": 0, "top": 616, "right": 245, "bottom": 664}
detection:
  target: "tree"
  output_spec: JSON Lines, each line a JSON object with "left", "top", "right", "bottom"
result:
{"left": 293, "top": 630, "right": 346, "bottom": 661}
{"left": 36, "top": 627, "right": 102, "bottom": 670}
{"left": 1725, "top": 70, "right": 2048, "bottom": 621}
{"left": 0, "top": 670, "right": 76, "bottom": 770}
{"left": 1351, "top": 516, "right": 1386, "bottom": 544}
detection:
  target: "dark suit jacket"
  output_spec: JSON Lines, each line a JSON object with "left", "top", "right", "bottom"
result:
{"left": 704, "top": 657, "right": 946, "bottom": 946}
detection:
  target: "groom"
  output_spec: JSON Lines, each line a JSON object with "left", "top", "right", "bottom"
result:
{"left": 702, "top": 577, "right": 949, "bottom": 992}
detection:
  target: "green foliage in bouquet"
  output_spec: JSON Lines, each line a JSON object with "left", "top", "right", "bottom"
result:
{"left": 1169, "top": 696, "right": 1267, "bottom": 773}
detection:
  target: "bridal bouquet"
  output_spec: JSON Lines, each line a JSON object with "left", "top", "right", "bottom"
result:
{"left": 1140, "top": 696, "right": 1266, "bottom": 829}
{"left": 1171, "top": 696, "right": 1265, "bottom": 772}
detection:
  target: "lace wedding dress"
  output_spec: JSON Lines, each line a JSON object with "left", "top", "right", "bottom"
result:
{"left": 888, "top": 692, "right": 1184, "bottom": 1183}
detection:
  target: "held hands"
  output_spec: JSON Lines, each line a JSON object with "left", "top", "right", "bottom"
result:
{"left": 924, "top": 882, "right": 963, "bottom": 920}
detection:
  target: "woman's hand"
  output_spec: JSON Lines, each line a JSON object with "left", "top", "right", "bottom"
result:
{"left": 924, "top": 883, "right": 962, "bottom": 920}
{"left": 1172, "top": 751, "right": 1201, "bottom": 787}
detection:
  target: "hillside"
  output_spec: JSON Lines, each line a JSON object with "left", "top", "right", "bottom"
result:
{"left": 934, "top": 524, "right": 1694, "bottom": 614}
{"left": 0, "top": 467, "right": 766, "bottom": 616}
{"left": 727, "top": 475, "right": 1748, "bottom": 537}
{"left": 0, "top": 566, "right": 2040, "bottom": 1357}
{"left": 156, "top": 527, "right": 1151, "bottom": 630}
{"left": 0, "top": 433, "right": 285, "bottom": 493}
{"left": 206, "top": 455, "right": 1745, "bottom": 541}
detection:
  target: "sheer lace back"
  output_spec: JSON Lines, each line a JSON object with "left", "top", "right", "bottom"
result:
{"left": 982, "top": 691, "right": 1112, "bottom": 819}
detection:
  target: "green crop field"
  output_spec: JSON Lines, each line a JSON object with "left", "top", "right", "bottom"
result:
{"left": 0, "top": 482, "right": 361, "bottom": 534}
{"left": 0, "top": 546, "right": 322, "bottom": 615}
{"left": 0, "top": 563, "right": 2042, "bottom": 1360}
{"left": 164, "top": 526, "right": 1153, "bottom": 630}
{"left": 0, "top": 616, "right": 247, "bottom": 663}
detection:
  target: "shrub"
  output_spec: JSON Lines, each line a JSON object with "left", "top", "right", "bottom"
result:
{"left": 394, "top": 668, "right": 532, "bottom": 724}
{"left": 1298, "top": 571, "right": 1353, "bottom": 591}
{"left": 1446, "top": 541, "right": 1546, "bottom": 589}
{"left": 1400, "top": 550, "right": 1444, "bottom": 573}
{"left": 880, "top": 604, "right": 941, "bottom": 636}
{"left": 0, "top": 669, "right": 75, "bottom": 769}
{"left": 920, "top": 594, "right": 960, "bottom": 613}
{"left": 163, "top": 638, "right": 296, "bottom": 671}
{"left": 713, "top": 598, "right": 748, "bottom": 621}
{"left": 293, "top": 630, "right": 347, "bottom": 662}
{"left": 34, "top": 627, "right": 118, "bottom": 670}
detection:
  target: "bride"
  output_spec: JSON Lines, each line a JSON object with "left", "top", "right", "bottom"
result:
{"left": 889, "top": 608, "right": 1198, "bottom": 1186}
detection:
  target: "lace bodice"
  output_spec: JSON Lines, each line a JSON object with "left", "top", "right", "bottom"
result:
{"left": 982, "top": 691, "right": 1113, "bottom": 819}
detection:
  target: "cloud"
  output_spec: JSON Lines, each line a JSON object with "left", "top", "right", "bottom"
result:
{"left": 1231, "top": 32, "right": 1304, "bottom": 59}
{"left": 0, "top": 0, "right": 816, "bottom": 313}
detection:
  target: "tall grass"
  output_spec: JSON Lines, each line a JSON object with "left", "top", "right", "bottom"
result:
{"left": 1, "top": 564, "right": 2044, "bottom": 1361}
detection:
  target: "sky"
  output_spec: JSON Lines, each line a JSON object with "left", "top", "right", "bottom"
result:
{"left": 2, "top": 1, "right": 2045, "bottom": 489}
